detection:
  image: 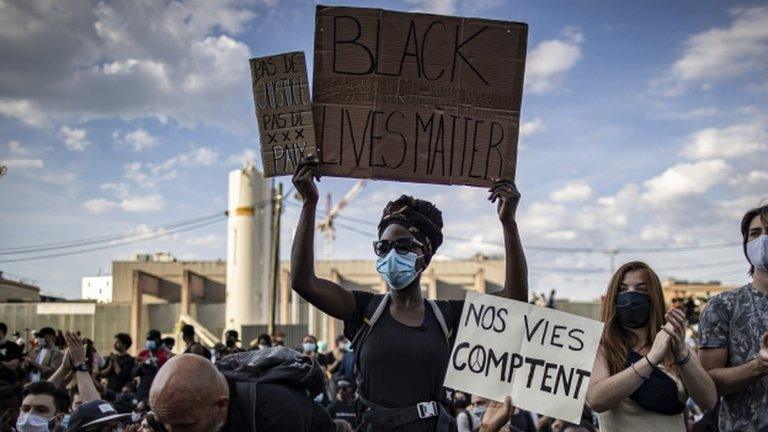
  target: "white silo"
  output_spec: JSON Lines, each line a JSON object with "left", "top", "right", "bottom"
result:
{"left": 225, "top": 163, "right": 272, "bottom": 333}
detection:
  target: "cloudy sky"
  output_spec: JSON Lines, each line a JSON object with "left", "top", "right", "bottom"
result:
{"left": 1, "top": 0, "right": 766, "bottom": 300}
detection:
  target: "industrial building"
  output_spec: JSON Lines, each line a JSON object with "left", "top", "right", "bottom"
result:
{"left": 0, "top": 271, "right": 41, "bottom": 302}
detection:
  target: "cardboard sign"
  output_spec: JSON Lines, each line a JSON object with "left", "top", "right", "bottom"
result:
{"left": 444, "top": 291, "right": 604, "bottom": 424}
{"left": 250, "top": 51, "right": 316, "bottom": 176}
{"left": 313, "top": 6, "right": 527, "bottom": 187}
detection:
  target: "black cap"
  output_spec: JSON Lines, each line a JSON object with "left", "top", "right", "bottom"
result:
{"left": 225, "top": 330, "right": 239, "bottom": 340}
{"left": 146, "top": 329, "right": 161, "bottom": 341}
{"left": 68, "top": 400, "right": 133, "bottom": 431}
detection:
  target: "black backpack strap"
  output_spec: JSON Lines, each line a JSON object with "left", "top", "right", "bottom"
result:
{"left": 350, "top": 293, "right": 389, "bottom": 390}
{"left": 426, "top": 299, "right": 452, "bottom": 344}
{"left": 233, "top": 381, "right": 258, "bottom": 432}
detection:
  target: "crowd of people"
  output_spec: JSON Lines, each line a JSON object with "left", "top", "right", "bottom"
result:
{"left": 0, "top": 158, "right": 766, "bottom": 432}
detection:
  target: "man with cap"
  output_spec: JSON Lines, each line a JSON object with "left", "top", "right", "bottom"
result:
{"left": 133, "top": 330, "right": 170, "bottom": 402}
{"left": 326, "top": 378, "right": 357, "bottom": 428}
{"left": 67, "top": 399, "right": 133, "bottom": 432}
{"left": 221, "top": 330, "right": 242, "bottom": 357}
{"left": 181, "top": 324, "right": 210, "bottom": 360}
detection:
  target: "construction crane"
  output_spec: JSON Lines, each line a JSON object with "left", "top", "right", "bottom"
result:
{"left": 316, "top": 180, "right": 366, "bottom": 259}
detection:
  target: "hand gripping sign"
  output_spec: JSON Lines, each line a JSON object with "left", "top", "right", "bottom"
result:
{"left": 444, "top": 291, "right": 604, "bottom": 424}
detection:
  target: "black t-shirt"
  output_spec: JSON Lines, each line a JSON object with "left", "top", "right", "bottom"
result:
{"left": 184, "top": 342, "right": 212, "bottom": 360}
{"left": 327, "top": 400, "right": 358, "bottom": 427}
{"left": 0, "top": 340, "right": 22, "bottom": 384}
{"left": 224, "top": 382, "right": 314, "bottom": 432}
{"left": 104, "top": 353, "right": 136, "bottom": 393}
{"left": 507, "top": 410, "right": 536, "bottom": 432}
{"left": 343, "top": 291, "right": 463, "bottom": 431}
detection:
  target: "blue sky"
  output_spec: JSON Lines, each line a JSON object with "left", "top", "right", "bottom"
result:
{"left": 1, "top": 0, "right": 766, "bottom": 300}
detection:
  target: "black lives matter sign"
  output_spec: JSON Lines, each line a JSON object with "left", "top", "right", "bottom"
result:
{"left": 313, "top": 6, "right": 527, "bottom": 187}
{"left": 250, "top": 51, "right": 316, "bottom": 177}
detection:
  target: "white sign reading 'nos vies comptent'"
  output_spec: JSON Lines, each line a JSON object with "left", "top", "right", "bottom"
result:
{"left": 444, "top": 291, "right": 604, "bottom": 424}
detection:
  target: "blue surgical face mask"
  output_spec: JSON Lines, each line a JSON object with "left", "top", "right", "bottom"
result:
{"left": 303, "top": 342, "right": 317, "bottom": 353}
{"left": 376, "top": 249, "right": 423, "bottom": 290}
{"left": 146, "top": 340, "right": 157, "bottom": 351}
{"left": 747, "top": 234, "right": 768, "bottom": 271}
{"left": 16, "top": 412, "right": 50, "bottom": 432}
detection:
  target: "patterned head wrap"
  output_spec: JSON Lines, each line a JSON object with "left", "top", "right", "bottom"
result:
{"left": 377, "top": 195, "right": 443, "bottom": 264}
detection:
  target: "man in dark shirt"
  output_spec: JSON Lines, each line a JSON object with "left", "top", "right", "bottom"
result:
{"left": 326, "top": 378, "right": 357, "bottom": 428}
{"left": 221, "top": 330, "right": 243, "bottom": 357}
{"left": 0, "top": 322, "right": 22, "bottom": 385}
{"left": 149, "top": 353, "right": 333, "bottom": 432}
{"left": 181, "top": 324, "right": 210, "bottom": 360}
{"left": 99, "top": 333, "right": 136, "bottom": 393}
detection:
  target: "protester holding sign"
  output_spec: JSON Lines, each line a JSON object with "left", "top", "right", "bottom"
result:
{"left": 586, "top": 262, "right": 716, "bottom": 432}
{"left": 290, "top": 156, "right": 527, "bottom": 431}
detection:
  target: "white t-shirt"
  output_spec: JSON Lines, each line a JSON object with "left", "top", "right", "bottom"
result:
{"left": 29, "top": 348, "right": 48, "bottom": 382}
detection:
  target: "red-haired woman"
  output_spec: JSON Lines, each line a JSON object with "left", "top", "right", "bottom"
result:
{"left": 586, "top": 262, "right": 716, "bottom": 431}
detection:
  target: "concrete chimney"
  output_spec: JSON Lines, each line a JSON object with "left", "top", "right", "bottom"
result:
{"left": 225, "top": 164, "right": 272, "bottom": 333}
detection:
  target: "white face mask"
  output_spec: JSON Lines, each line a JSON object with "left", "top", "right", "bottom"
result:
{"left": 16, "top": 412, "right": 50, "bottom": 432}
{"left": 747, "top": 234, "right": 768, "bottom": 272}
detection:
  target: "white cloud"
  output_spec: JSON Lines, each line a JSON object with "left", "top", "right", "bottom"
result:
{"left": 520, "top": 118, "right": 545, "bottom": 137}
{"left": 653, "top": 107, "right": 719, "bottom": 121}
{"left": 60, "top": 126, "right": 90, "bottom": 151}
{"left": 0, "top": 99, "right": 48, "bottom": 128}
{"left": 745, "top": 170, "right": 768, "bottom": 184}
{"left": 642, "top": 159, "right": 731, "bottom": 203}
{"left": 682, "top": 122, "right": 767, "bottom": 160}
{"left": 37, "top": 171, "right": 78, "bottom": 185}
{"left": 186, "top": 234, "right": 220, "bottom": 245}
{"left": 123, "top": 128, "right": 157, "bottom": 152}
{"left": 124, "top": 146, "right": 219, "bottom": 188}
{"left": 526, "top": 27, "right": 584, "bottom": 94}
{"left": 84, "top": 194, "right": 165, "bottom": 213}
{"left": 4, "top": 158, "right": 44, "bottom": 169}
{"left": 8, "top": 141, "right": 28, "bottom": 155}
{"left": 518, "top": 202, "right": 566, "bottom": 234}
{"left": 0, "top": 1, "right": 256, "bottom": 130}
{"left": 544, "top": 230, "right": 577, "bottom": 241}
{"left": 84, "top": 198, "right": 118, "bottom": 214}
{"left": 652, "top": 6, "right": 768, "bottom": 96}
{"left": 121, "top": 194, "right": 165, "bottom": 212}
{"left": 551, "top": 181, "right": 592, "bottom": 202}
{"left": 228, "top": 148, "right": 258, "bottom": 167}
{"left": 405, "top": 0, "right": 457, "bottom": 14}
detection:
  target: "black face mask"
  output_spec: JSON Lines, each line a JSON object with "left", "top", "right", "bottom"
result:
{"left": 225, "top": 339, "right": 236, "bottom": 348}
{"left": 615, "top": 291, "right": 651, "bottom": 328}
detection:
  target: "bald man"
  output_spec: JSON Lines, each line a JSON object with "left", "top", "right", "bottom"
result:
{"left": 150, "top": 354, "right": 328, "bottom": 432}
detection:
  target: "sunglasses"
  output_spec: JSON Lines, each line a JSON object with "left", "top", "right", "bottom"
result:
{"left": 372, "top": 238, "right": 424, "bottom": 257}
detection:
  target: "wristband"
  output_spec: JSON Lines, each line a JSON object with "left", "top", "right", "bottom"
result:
{"left": 644, "top": 355, "right": 656, "bottom": 369}
{"left": 675, "top": 351, "right": 692, "bottom": 367}
{"left": 73, "top": 363, "right": 89, "bottom": 372}
{"left": 631, "top": 362, "right": 649, "bottom": 381}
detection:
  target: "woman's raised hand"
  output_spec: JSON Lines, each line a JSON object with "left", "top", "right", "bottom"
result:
{"left": 647, "top": 324, "right": 673, "bottom": 366}
{"left": 663, "top": 307, "right": 689, "bottom": 361}
{"left": 292, "top": 156, "right": 321, "bottom": 205}
{"left": 489, "top": 180, "right": 520, "bottom": 224}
